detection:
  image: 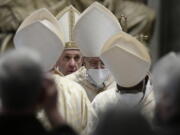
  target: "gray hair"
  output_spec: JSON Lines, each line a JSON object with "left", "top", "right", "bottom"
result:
{"left": 0, "top": 49, "right": 44, "bottom": 111}
{"left": 152, "top": 52, "right": 180, "bottom": 103}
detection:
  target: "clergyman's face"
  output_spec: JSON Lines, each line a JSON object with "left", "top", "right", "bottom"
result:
{"left": 56, "top": 49, "right": 82, "bottom": 75}
{"left": 83, "top": 57, "right": 105, "bottom": 69}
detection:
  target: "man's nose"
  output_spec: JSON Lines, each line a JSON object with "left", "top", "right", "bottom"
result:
{"left": 69, "top": 59, "right": 76, "bottom": 67}
{"left": 95, "top": 62, "right": 104, "bottom": 69}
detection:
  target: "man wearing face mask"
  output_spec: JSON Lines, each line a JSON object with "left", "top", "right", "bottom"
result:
{"left": 65, "top": 2, "right": 122, "bottom": 101}
{"left": 89, "top": 32, "right": 155, "bottom": 134}
{"left": 67, "top": 57, "right": 114, "bottom": 102}
{"left": 83, "top": 57, "right": 110, "bottom": 89}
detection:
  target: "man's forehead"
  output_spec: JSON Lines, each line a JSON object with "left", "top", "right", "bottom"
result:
{"left": 63, "top": 49, "right": 81, "bottom": 55}
{"left": 84, "top": 57, "right": 102, "bottom": 62}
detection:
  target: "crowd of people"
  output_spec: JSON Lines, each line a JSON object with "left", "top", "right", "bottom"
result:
{"left": 0, "top": 1, "right": 179, "bottom": 135}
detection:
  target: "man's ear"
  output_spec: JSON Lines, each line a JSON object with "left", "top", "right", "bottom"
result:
{"left": 82, "top": 57, "right": 86, "bottom": 66}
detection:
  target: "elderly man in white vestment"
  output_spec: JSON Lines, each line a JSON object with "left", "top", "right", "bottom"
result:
{"left": 66, "top": 2, "right": 122, "bottom": 101}
{"left": 53, "top": 6, "right": 83, "bottom": 76}
{"left": 13, "top": 8, "right": 96, "bottom": 135}
{"left": 89, "top": 32, "right": 155, "bottom": 134}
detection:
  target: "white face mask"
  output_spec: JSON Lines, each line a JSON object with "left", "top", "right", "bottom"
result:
{"left": 87, "top": 68, "right": 110, "bottom": 88}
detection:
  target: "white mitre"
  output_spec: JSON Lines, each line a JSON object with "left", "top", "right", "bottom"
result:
{"left": 73, "top": 2, "right": 122, "bottom": 57}
{"left": 56, "top": 5, "right": 80, "bottom": 49}
{"left": 100, "top": 32, "right": 151, "bottom": 87}
{"left": 14, "top": 8, "right": 64, "bottom": 71}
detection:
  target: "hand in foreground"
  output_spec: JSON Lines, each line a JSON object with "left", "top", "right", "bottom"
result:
{"left": 42, "top": 74, "right": 65, "bottom": 128}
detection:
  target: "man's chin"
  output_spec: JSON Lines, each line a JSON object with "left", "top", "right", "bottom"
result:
{"left": 67, "top": 70, "right": 76, "bottom": 75}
